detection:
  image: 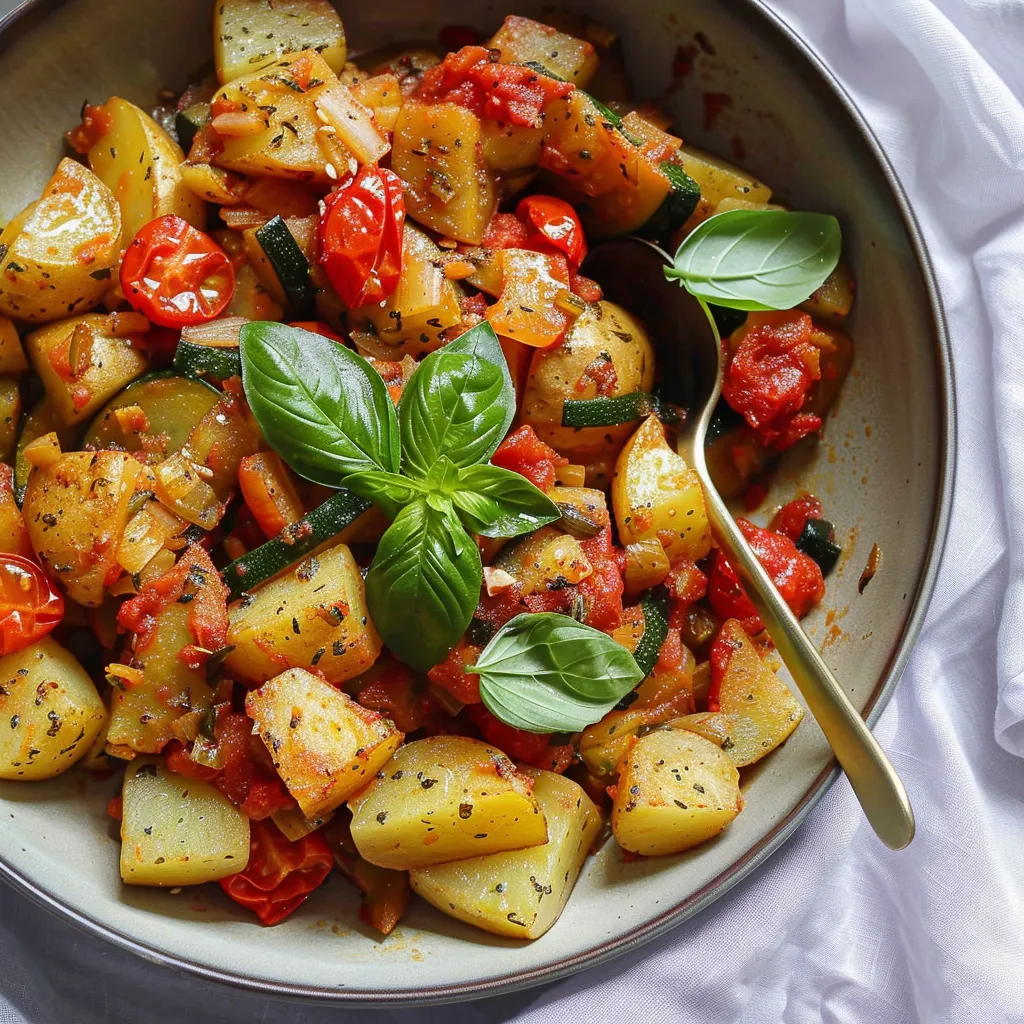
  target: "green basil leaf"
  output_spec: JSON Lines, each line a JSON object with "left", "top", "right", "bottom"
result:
{"left": 365, "top": 498, "right": 482, "bottom": 672}
{"left": 345, "top": 470, "right": 426, "bottom": 518}
{"left": 665, "top": 209, "right": 841, "bottom": 312}
{"left": 450, "top": 465, "right": 561, "bottom": 539}
{"left": 240, "top": 322, "right": 400, "bottom": 487}
{"left": 398, "top": 321, "right": 515, "bottom": 478}
{"left": 475, "top": 613, "right": 644, "bottom": 733}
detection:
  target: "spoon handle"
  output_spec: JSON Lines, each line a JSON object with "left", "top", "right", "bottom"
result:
{"left": 697, "top": 477, "right": 915, "bottom": 850}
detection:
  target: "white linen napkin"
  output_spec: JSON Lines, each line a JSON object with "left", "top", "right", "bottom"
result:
{"left": 2, "top": 1, "right": 1023, "bottom": 1021}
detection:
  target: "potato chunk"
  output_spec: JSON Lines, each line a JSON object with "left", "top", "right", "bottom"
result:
{"left": 246, "top": 668, "right": 403, "bottom": 819}
{"left": 214, "top": 0, "right": 347, "bottom": 83}
{"left": 612, "top": 729, "right": 742, "bottom": 856}
{"left": 348, "top": 735, "right": 547, "bottom": 870}
{"left": 0, "top": 317, "right": 28, "bottom": 374}
{"left": 411, "top": 769, "right": 600, "bottom": 939}
{"left": 86, "top": 97, "right": 204, "bottom": 242}
{"left": 488, "top": 15, "right": 598, "bottom": 87}
{"left": 0, "top": 159, "right": 122, "bottom": 323}
{"left": 25, "top": 314, "right": 149, "bottom": 428}
{"left": 612, "top": 414, "right": 712, "bottom": 564}
{"left": 391, "top": 102, "right": 497, "bottom": 244}
{"left": 23, "top": 450, "right": 140, "bottom": 606}
{"left": 710, "top": 619, "right": 804, "bottom": 766}
{"left": 0, "top": 638, "right": 107, "bottom": 780}
{"left": 120, "top": 758, "right": 250, "bottom": 886}
{"left": 226, "top": 541, "right": 381, "bottom": 685}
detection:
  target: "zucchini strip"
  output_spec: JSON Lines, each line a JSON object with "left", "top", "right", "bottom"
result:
{"left": 795, "top": 518, "right": 841, "bottom": 576}
{"left": 255, "top": 215, "right": 315, "bottom": 318}
{"left": 561, "top": 391, "right": 682, "bottom": 429}
{"left": 633, "top": 594, "right": 669, "bottom": 677}
{"left": 173, "top": 340, "right": 242, "bottom": 381}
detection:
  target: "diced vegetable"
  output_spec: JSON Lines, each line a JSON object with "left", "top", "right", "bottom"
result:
{"left": 410, "top": 768, "right": 601, "bottom": 939}
{"left": 315, "top": 83, "right": 389, "bottom": 165}
{"left": 0, "top": 377, "right": 19, "bottom": 464}
{"left": 13, "top": 402, "right": 72, "bottom": 498}
{"left": 116, "top": 499, "right": 187, "bottom": 575}
{"left": 612, "top": 414, "right": 712, "bottom": 564}
{"left": 0, "top": 159, "right": 123, "bottom": 323}
{"left": 85, "top": 97, "right": 204, "bottom": 242}
{"left": 488, "top": 15, "right": 598, "bottom": 87}
{"left": 23, "top": 450, "right": 140, "bottom": 606}
{"left": 0, "top": 637, "right": 106, "bottom": 780}
{"left": 175, "top": 101, "right": 210, "bottom": 154}
{"left": 481, "top": 121, "right": 545, "bottom": 172}
{"left": 351, "top": 73, "right": 403, "bottom": 133}
{"left": 253, "top": 216, "right": 315, "bottom": 318}
{"left": 495, "top": 526, "right": 593, "bottom": 595}
{"left": 246, "top": 667, "right": 404, "bottom": 818}
{"left": 25, "top": 314, "right": 149, "bottom": 427}
{"left": 391, "top": 102, "right": 497, "bottom": 244}
{"left": 212, "top": 50, "right": 343, "bottom": 185}
{"left": 348, "top": 735, "right": 548, "bottom": 870}
{"left": 225, "top": 541, "right": 381, "bottom": 685}
{"left": 0, "top": 317, "right": 28, "bottom": 374}
{"left": 179, "top": 161, "right": 248, "bottom": 205}
{"left": 624, "top": 539, "right": 671, "bottom": 595}
{"left": 173, "top": 339, "right": 242, "bottom": 381}
{"left": 672, "top": 144, "right": 772, "bottom": 231}
{"left": 0, "top": 468, "right": 30, "bottom": 556}
{"left": 237, "top": 451, "right": 304, "bottom": 539}
{"left": 214, "top": 0, "right": 347, "bottom": 83}
{"left": 120, "top": 757, "right": 250, "bottom": 885}
{"left": 667, "top": 712, "right": 740, "bottom": 750}
{"left": 611, "top": 728, "right": 742, "bottom": 856}
{"left": 800, "top": 264, "right": 855, "bottom": 321}
{"left": 485, "top": 249, "right": 574, "bottom": 348}
{"left": 709, "top": 619, "right": 803, "bottom": 767}
{"left": 631, "top": 594, "right": 669, "bottom": 676}
{"left": 795, "top": 518, "right": 841, "bottom": 576}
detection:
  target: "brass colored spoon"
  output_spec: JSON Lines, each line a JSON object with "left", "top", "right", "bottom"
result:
{"left": 584, "top": 237, "right": 915, "bottom": 850}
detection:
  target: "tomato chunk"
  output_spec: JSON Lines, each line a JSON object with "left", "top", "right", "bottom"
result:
{"left": 490, "top": 425, "right": 568, "bottom": 492}
{"left": 0, "top": 554, "right": 64, "bottom": 656}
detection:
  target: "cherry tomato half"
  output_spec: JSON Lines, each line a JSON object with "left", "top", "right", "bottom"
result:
{"left": 0, "top": 554, "right": 64, "bottom": 656}
{"left": 515, "top": 196, "right": 588, "bottom": 267}
{"left": 120, "top": 215, "right": 235, "bottom": 328}
{"left": 318, "top": 165, "right": 405, "bottom": 309}
{"left": 220, "top": 820, "right": 333, "bottom": 925}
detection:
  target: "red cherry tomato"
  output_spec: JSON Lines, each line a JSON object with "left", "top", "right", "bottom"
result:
{"left": 707, "top": 519, "right": 824, "bottom": 634}
{"left": 0, "top": 554, "right": 64, "bottom": 655}
{"left": 220, "top": 820, "right": 333, "bottom": 925}
{"left": 318, "top": 165, "right": 405, "bottom": 309}
{"left": 120, "top": 215, "right": 235, "bottom": 328}
{"left": 515, "top": 196, "right": 588, "bottom": 267}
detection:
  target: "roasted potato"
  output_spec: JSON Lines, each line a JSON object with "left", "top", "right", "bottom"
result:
{"left": 214, "top": 0, "right": 347, "bottom": 83}
{"left": 23, "top": 450, "right": 141, "bottom": 606}
{"left": 0, "top": 159, "right": 122, "bottom": 323}
{"left": 410, "top": 768, "right": 601, "bottom": 939}
{"left": 348, "top": 735, "right": 547, "bottom": 870}
{"left": 521, "top": 301, "right": 655, "bottom": 479}
{"left": 226, "top": 541, "right": 381, "bottom": 685}
{"left": 24, "top": 314, "right": 149, "bottom": 428}
{"left": 673, "top": 144, "right": 773, "bottom": 233}
{"left": 0, "top": 464, "right": 30, "bottom": 556}
{"left": 612, "top": 414, "right": 712, "bottom": 564}
{"left": 706, "top": 619, "right": 804, "bottom": 767}
{"left": 488, "top": 15, "right": 598, "bottom": 86}
{"left": 0, "top": 317, "right": 28, "bottom": 374}
{"left": 246, "top": 668, "right": 403, "bottom": 819}
{"left": 120, "top": 758, "right": 250, "bottom": 886}
{"left": 86, "top": 97, "right": 204, "bottom": 241}
{"left": 611, "top": 728, "right": 742, "bottom": 856}
{"left": 0, "top": 376, "right": 19, "bottom": 464}
{"left": 0, "top": 637, "right": 107, "bottom": 780}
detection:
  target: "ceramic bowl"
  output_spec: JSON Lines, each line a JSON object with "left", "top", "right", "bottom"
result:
{"left": 0, "top": 0, "right": 953, "bottom": 1005}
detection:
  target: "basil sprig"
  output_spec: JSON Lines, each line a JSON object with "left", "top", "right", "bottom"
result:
{"left": 666, "top": 209, "right": 841, "bottom": 312}
{"left": 239, "top": 321, "right": 561, "bottom": 672}
{"left": 476, "top": 614, "right": 645, "bottom": 733}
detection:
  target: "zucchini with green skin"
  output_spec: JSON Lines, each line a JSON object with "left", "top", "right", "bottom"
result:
{"left": 173, "top": 340, "right": 242, "bottom": 382}
{"left": 561, "top": 391, "right": 682, "bottom": 429}
{"left": 632, "top": 594, "right": 669, "bottom": 677}
{"left": 255, "top": 216, "right": 315, "bottom": 319}
{"left": 83, "top": 371, "right": 221, "bottom": 457}
{"left": 796, "top": 518, "right": 841, "bottom": 576}
{"left": 222, "top": 489, "right": 372, "bottom": 598}
{"left": 175, "top": 102, "right": 209, "bottom": 155}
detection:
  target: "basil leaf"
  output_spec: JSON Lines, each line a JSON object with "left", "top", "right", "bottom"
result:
{"left": 398, "top": 321, "right": 515, "bottom": 478}
{"left": 450, "top": 465, "right": 561, "bottom": 539}
{"left": 365, "top": 498, "right": 482, "bottom": 672}
{"left": 665, "top": 209, "right": 841, "bottom": 312}
{"left": 345, "top": 470, "right": 426, "bottom": 518}
{"left": 475, "top": 613, "right": 644, "bottom": 734}
{"left": 240, "top": 322, "right": 400, "bottom": 487}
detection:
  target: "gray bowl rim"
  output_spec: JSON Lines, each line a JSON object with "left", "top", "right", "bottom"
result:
{"left": 0, "top": 0, "right": 956, "bottom": 1007}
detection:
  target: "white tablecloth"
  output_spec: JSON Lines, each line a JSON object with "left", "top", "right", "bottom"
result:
{"left": 3, "top": 0, "right": 1023, "bottom": 1021}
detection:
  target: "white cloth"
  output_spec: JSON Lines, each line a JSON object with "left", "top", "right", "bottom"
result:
{"left": 3, "top": 1, "right": 1024, "bottom": 1021}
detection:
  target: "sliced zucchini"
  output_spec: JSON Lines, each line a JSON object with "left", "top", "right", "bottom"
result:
{"left": 173, "top": 340, "right": 242, "bottom": 382}
{"left": 561, "top": 391, "right": 681, "bottom": 429}
{"left": 222, "top": 489, "right": 372, "bottom": 598}
{"left": 632, "top": 594, "right": 669, "bottom": 677}
{"left": 83, "top": 371, "right": 221, "bottom": 457}
{"left": 175, "top": 101, "right": 210, "bottom": 155}
{"left": 796, "top": 518, "right": 841, "bottom": 576}
{"left": 255, "top": 215, "right": 315, "bottom": 319}
{"left": 637, "top": 162, "right": 701, "bottom": 240}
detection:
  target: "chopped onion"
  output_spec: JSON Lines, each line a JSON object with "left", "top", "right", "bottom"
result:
{"left": 624, "top": 539, "right": 671, "bottom": 596}
{"left": 180, "top": 316, "right": 250, "bottom": 349}
{"left": 153, "top": 451, "right": 223, "bottom": 529}
{"left": 554, "top": 464, "right": 587, "bottom": 487}
{"left": 220, "top": 206, "right": 270, "bottom": 230}
{"left": 117, "top": 500, "right": 187, "bottom": 574}
{"left": 315, "top": 83, "right": 389, "bottom": 166}
{"left": 210, "top": 111, "right": 268, "bottom": 136}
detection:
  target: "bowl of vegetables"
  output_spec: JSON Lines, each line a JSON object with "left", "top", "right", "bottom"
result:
{"left": 0, "top": 0, "right": 951, "bottom": 1005}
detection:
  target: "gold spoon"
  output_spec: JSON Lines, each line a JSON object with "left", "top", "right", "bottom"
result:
{"left": 585, "top": 237, "right": 915, "bottom": 850}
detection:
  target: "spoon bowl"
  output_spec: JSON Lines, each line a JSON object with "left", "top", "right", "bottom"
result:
{"left": 584, "top": 237, "right": 916, "bottom": 850}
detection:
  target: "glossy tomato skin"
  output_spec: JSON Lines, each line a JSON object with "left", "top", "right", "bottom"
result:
{"left": 120, "top": 215, "right": 235, "bottom": 327}
{"left": 219, "top": 819, "right": 333, "bottom": 925}
{"left": 318, "top": 166, "right": 405, "bottom": 309}
{"left": 515, "top": 196, "right": 587, "bottom": 267}
{"left": 0, "top": 554, "right": 64, "bottom": 656}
